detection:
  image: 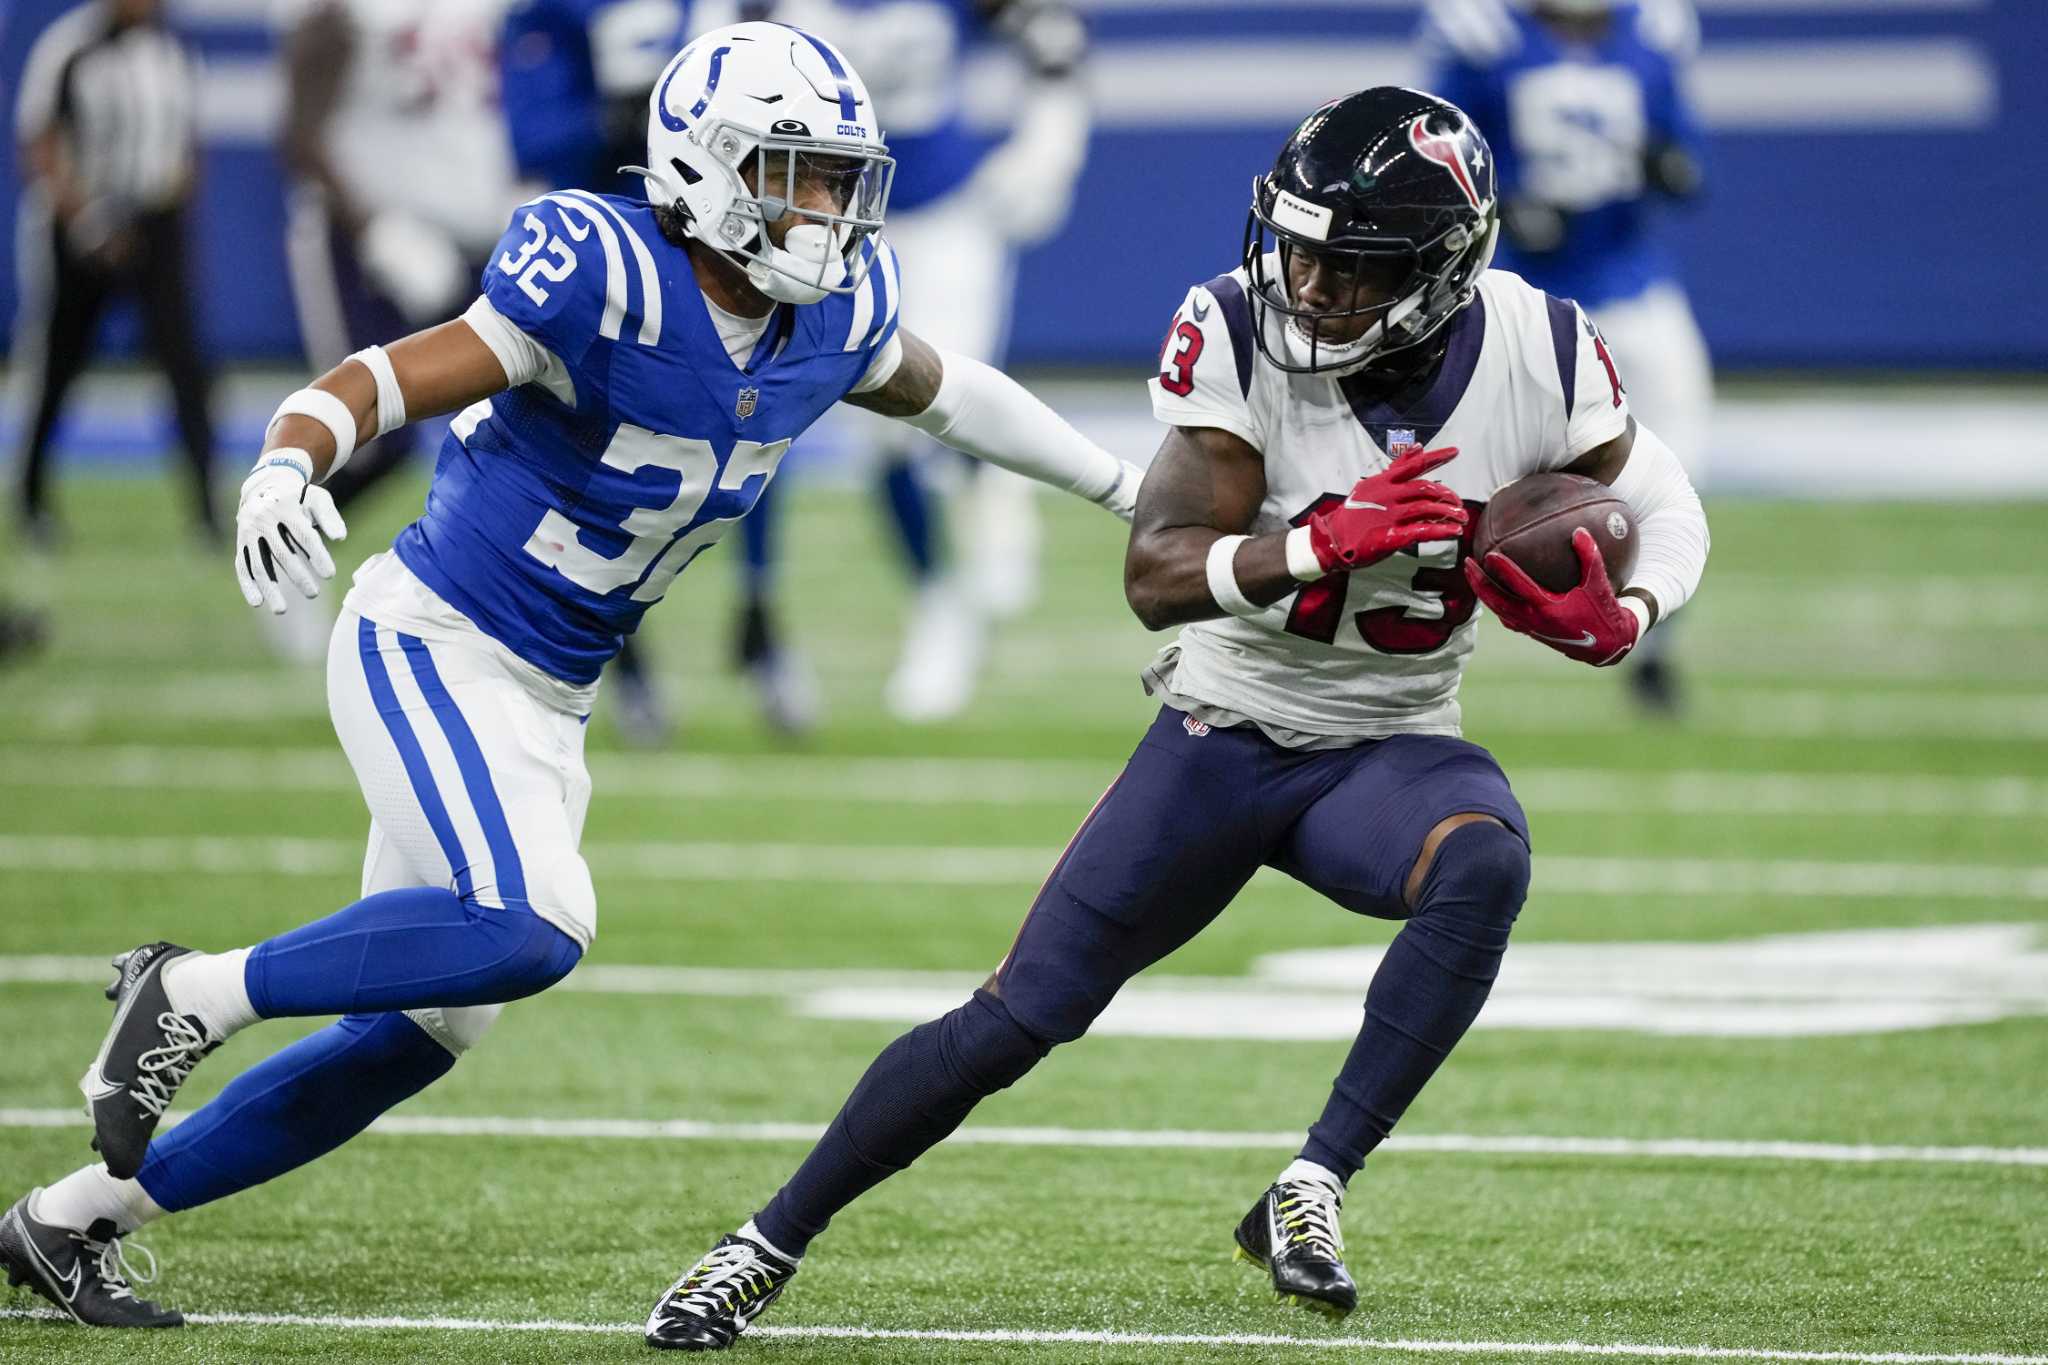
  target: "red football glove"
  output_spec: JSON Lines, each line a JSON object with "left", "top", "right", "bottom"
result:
{"left": 1305, "top": 446, "right": 1469, "bottom": 574}
{"left": 1465, "top": 527, "right": 1641, "bottom": 667}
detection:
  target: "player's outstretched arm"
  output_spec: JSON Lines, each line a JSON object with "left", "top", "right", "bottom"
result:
{"left": 1124, "top": 425, "right": 1469, "bottom": 631}
{"left": 235, "top": 319, "right": 514, "bottom": 614}
{"left": 843, "top": 328, "right": 1145, "bottom": 519}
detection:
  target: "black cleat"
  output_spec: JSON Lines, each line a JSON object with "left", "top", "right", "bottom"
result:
{"left": 80, "top": 944, "right": 220, "bottom": 1180}
{"left": 1234, "top": 1178, "right": 1358, "bottom": 1319}
{"left": 646, "top": 1233, "right": 797, "bottom": 1351}
{"left": 0, "top": 1193, "right": 182, "bottom": 1328}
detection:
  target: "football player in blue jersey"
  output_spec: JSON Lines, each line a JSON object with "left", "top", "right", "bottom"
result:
{"left": 693, "top": 0, "right": 1092, "bottom": 725}
{"left": 0, "top": 23, "right": 1141, "bottom": 1329}
{"left": 500, "top": 0, "right": 689, "bottom": 742}
{"left": 1422, "top": 0, "right": 1711, "bottom": 710}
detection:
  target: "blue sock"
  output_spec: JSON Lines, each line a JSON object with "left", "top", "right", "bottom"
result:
{"left": 245, "top": 887, "right": 581, "bottom": 1018}
{"left": 741, "top": 479, "right": 779, "bottom": 594}
{"left": 1301, "top": 822, "right": 1531, "bottom": 1181}
{"left": 137, "top": 1012, "right": 453, "bottom": 1212}
{"left": 878, "top": 458, "right": 937, "bottom": 581}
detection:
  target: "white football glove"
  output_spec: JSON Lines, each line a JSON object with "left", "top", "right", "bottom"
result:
{"left": 1095, "top": 460, "right": 1146, "bottom": 523}
{"left": 359, "top": 210, "right": 468, "bottom": 325}
{"left": 234, "top": 454, "right": 347, "bottom": 615}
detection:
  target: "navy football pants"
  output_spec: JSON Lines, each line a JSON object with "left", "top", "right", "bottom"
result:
{"left": 756, "top": 707, "right": 1531, "bottom": 1255}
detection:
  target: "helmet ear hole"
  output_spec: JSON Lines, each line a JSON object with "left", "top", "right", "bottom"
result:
{"left": 670, "top": 157, "right": 703, "bottom": 187}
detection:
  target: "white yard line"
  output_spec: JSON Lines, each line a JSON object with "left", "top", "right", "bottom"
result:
{"left": 7, "top": 746, "right": 2048, "bottom": 817}
{"left": 0, "top": 1309, "right": 2038, "bottom": 1364}
{"left": 1, "top": 1107, "right": 2042, "bottom": 1169}
{"left": 3, "top": 833, "right": 2046, "bottom": 897}
{"left": 13, "top": 677, "right": 2048, "bottom": 739}
{"left": 0, "top": 1311, "right": 2038, "bottom": 1365}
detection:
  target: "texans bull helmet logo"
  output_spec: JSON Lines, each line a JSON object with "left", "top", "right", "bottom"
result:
{"left": 1407, "top": 115, "right": 1491, "bottom": 213}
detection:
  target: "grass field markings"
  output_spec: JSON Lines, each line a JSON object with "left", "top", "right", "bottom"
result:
{"left": 0, "top": 1313, "right": 2043, "bottom": 1365}
{"left": 5, "top": 834, "right": 2048, "bottom": 899}
{"left": 4, "top": 1107, "right": 2045, "bottom": 1168}
{"left": 9, "top": 745, "right": 2048, "bottom": 818}
{"left": 15, "top": 679, "right": 2048, "bottom": 740}
{"left": 1, "top": 1310, "right": 2043, "bottom": 1365}
{"left": 8, "top": 922, "right": 2045, "bottom": 1040}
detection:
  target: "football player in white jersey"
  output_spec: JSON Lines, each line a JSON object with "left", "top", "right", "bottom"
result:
{"left": 644, "top": 87, "right": 1707, "bottom": 1348}
{"left": 268, "top": 0, "right": 527, "bottom": 664}
{"left": 0, "top": 23, "right": 1140, "bottom": 1329}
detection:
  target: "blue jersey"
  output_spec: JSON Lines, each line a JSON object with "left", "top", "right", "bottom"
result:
{"left": 693, "top": 0, "right": 996, "bottom": 212}
{"left": 394, "top": 192, "right": 901, "bottom": 684}
{"left": 1421, "top": 0, "right": 1704, "bottom": 307}
{"left": 500, "top": 0, "right": 685, "bottom": 194}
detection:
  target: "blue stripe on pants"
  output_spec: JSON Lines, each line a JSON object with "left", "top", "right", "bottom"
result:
{"left": 397, "top": 632, "right": 529, "bottom": 910}
{"left": 357, "top": 616, "right": 474, "bottom": 900}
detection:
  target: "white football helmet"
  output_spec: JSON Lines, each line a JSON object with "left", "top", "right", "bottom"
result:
{"left": 633, "top": 21, "right": 893, "bottom": 304}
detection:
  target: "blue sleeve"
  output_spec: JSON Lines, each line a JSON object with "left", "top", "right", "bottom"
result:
{"left": 1646, "top": 51, "right": 1705, "bottom": 165}
{"left": 499, "top": 0, "right": 605, "bottom": 187}
{"left": 1432, "top": 59, "right": 1519, "bottom": 198}
{"left": 480, "top": 198, "right": 615, "bottom": 368}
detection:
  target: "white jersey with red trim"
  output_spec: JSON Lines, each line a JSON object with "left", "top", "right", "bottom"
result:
{"left": 1143, "top": 261, "right": 1630, "bottom": 741}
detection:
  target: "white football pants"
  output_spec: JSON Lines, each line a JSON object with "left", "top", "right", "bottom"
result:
{"left": 326, "top": 552, "right": 598, "bottom": 1053}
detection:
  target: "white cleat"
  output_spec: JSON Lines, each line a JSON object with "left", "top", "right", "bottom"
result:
{"left": 964, "top": 467, "right": 1043, "bottom": 620}
{"left": 885, "top": 579, "right": 985, "bottom": 724}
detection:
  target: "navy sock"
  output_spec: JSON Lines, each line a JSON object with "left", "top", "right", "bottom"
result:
{"left": 877, "top": 458, "right": 937, "bottom": 581}
{"left": 1302, "top": 822, "right": 1531, "bottom": 1181}
{"left": 136, "top": 1012, "right": 453, "bottom": 1211}
{"left": 245, "top": 887, "right": 581, "bottom": 1018}
{"left": 756, "top": 989, "right": 1047, "bottom": 1257}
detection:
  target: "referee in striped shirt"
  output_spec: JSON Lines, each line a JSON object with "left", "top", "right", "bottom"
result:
{"left": 11, "top": 0, "right": 217, "bottom": 545}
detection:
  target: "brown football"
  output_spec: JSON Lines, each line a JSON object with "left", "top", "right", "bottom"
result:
{"left": 1472, "top": 473, "right": 1637, "bottom": 595}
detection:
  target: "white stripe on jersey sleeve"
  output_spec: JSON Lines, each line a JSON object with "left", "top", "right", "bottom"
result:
{"left": 14, "top": 5, "right": 99, "bottom": 140}
{"left": 560, "top": 189, "right": 662, "bottom": 347}
{"left": 543, "top": 195, "right": 627, "bottom": 341}
{"left": 843, "top": 257, "right": 876, "bottom": 352}
{"left": 450, "top": 398, "right": 493, "bottom": 444}
{"left": 872, "top": 238, "right": 902, "bottom": 345}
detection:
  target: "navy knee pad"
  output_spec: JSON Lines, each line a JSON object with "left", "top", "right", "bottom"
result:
{"left": 1417, "top": 821, "right": 1531, "bottom": 925}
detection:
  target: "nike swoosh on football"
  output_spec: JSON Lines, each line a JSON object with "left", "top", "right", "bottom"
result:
{"left": 1533, "top": 630, "right": 1597, "bottom": 648}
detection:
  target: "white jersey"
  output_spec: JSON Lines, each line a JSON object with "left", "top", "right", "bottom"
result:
{"left": 1145, "top": 262, "right": 1631, "bottom": 742}
{"left": 280, "top": 0, "right": 521, "bottom": 254}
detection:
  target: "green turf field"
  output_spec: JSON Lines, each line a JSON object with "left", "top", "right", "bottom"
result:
{"left": 2, "top": 477, "right": 2044, "bottom": 1363}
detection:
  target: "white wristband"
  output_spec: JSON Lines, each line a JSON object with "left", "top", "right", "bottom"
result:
{"left": 1621, "top": 594, "right": 1654, "bottom": 640}
{"left": 266, "top": 387, "right": 359, "bottom": 478}
{"left": 1205, "top": 534, "right": 1259, "bottom": 619}
{"left": 1284, "top": 525, "right": 1326, "bottom": 583}
{"left": 348, "top": 344, "right": 407, "bottom": 439}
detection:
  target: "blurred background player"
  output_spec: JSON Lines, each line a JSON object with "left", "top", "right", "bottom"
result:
{"left": 688, "top": 0, "right": 1092, "bottom": 727}
{"left": 498, "top": 0, "right": 685, "bottom": 741}
{"left": 1421, "top": 0, "right": 1710, "bottom": 712}
{"left": 269, "top": 0, "right": 525, "bottom": 661}
{"left": 10, "top": 0, "right": 216, "bottom": 550}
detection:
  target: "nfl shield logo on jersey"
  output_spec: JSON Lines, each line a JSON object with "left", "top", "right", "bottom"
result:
{"left": 1386, "top": 428, "right": 1422, "bottom": 459}
{"left": 735, "top": 386, "right": 759, "bottom": 420}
